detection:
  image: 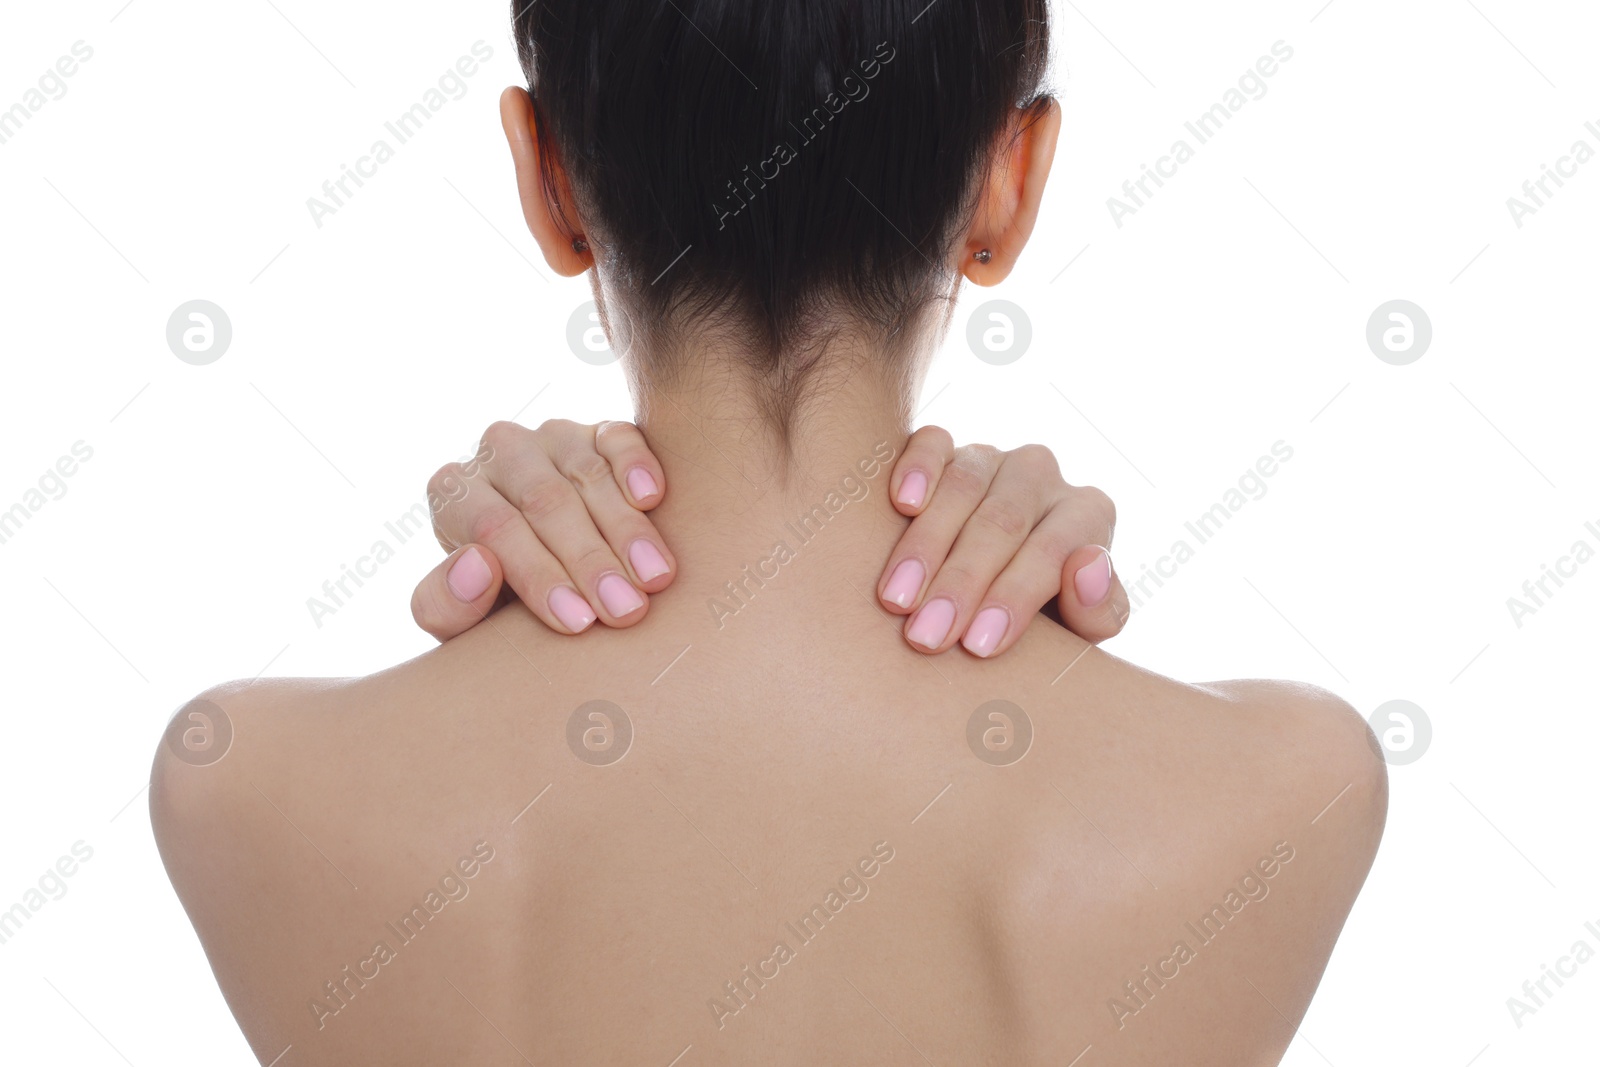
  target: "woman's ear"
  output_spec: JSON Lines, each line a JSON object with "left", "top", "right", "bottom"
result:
{"left": 500, "top": 86, "right": 593, "bottom": 277}
{"left": 959, "top": 98, "right": 1062, "bottom": 286}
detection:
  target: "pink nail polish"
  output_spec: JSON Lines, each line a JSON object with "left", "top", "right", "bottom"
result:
{"left": 883, "top": 559, "right": 925, "bottom": 609}
{"left": 1075, "top": 549, "right": 1113, "bottom": 607}
{"left": 897, "top": 470, "right": 928, "bottom": 509}
{"left": 446, "top": 547, "right": 493, "bottom": 602}
{"left": 907, "top": 598, "right": 956, "bottom": 649}
{"left": 597, "top": 573, "right": 645, "bottom": 616}
{"left": 629, "top": 539, "right": 671, "bottom": 582}
{"left": 627, "top": 467, "right": 659, "bottom": 502}
{"left": 548, "top": 586, "right": 597, "bottom": 632}
{"left": 961, "top": 607, "right": 1010, "bottom": 658}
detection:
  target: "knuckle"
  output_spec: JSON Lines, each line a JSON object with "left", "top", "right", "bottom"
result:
{"left": 938, "top": 461, "right": 988, "bottom": 499}
{"left": 913, "top": 425, "right": 955, "bottom": 455}
{"left": 1079, "top": 485, "right": 1116, "bottom": 527}
{"left": 565, "top": 454, "right": 614, "bottom": 491}
{"left": 594, "top": 420, "right": 642, "bottom": 447}
{"left": 427, "top": 461, "right": 465, "bottom": 498}
{"left": 973, "top": 498, "right": 1031, "bottom": 540}
{"left": 481, "top": 420, "right": 524, "bottom": 453}
{"left": 513, "top": 478, "right": 576, "bottom": 523}
{"left": 956, "top": 443, "right": 1002, "bottom": 466}
{"left": 567, "top": 542, "right": 617, "bottom": 577}
{"left": 931, "top": 562, "right": 982, "bottom": 593}
{"left": 1011, "top": 443, "right": 1062, "bottom": 478}
{"left": 1026, "top": 524, "right": 1079, "bottom": 564}
{"left": 427, "top": 466, "right": 476, "bottom": 515}
{"left": 467, "top": 503, "right": 524, "bottom": 546}
{"left": 536, "top": 417, "right": 579, "bottom": 439}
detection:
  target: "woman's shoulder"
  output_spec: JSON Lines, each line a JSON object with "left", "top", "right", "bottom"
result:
{"left": 1190, "top": 676, "right": 1390, "bottom": 827}
{"left": 1132, "top": 668, "right": 1389, "bottom": 894}
{"left": 1013, "top": 644, "right": 1389, "bottom": 885}
{"left": 149, "top": 677, "right": 356, "bottom": 882}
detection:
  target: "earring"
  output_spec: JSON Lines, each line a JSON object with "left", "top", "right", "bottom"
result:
{"left": 973, "top": 249, "right": 992, "bottom": 264}
{"left": 572, "top": 237, "right": 589, "bottom": 254}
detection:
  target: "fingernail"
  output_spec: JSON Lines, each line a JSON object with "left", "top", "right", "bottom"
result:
{"left": 883, "top": 559, "right": 925, "bottom": 609}
{"left": 626, "top": 467, "right": 659, "bottom": 501}
{"left": 446, "top": 547, "right": 493, "bottom": 602}
{"left": 629, "top": 539, "right": 671, "bottom": 582}
{"left": 598, "top": 573, "right": 646, "bottom": 616}
{"left": 897, "top": 470, "right": 928, "bottom": 509}
{"left": 907, "top": 598, "right": 957, "bottom": 649}
{"left": 961, "top": 607, "right": 1010, "bottom": 658}
{"left": 1075, "top": 548, "right": 1113, "bottom": 607}
{"left": 548, "top": 586, "right": 597, "bottom": 633}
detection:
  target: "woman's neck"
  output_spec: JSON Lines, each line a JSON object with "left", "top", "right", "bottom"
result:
{"left": 637, "top": 361, "right": 917, "bottom": 499}
{"left": 627, "top": 347, "right": 925, "bottom": 595}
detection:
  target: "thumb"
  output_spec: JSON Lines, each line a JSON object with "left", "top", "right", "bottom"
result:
{"left": 411, "top": 545, "right": 505, "bottom": 643}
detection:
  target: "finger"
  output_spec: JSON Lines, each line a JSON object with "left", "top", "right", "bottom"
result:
{"left": 1056, "top": 544, "right": 1131, "bottom": 643}
{"left": 877, "top": 444, "right": 1003, "bottom": 616}
{"left": 430, "top": 419, "right": 575, "bottom": 550}
{"left": 594, "top": 420, "right": 666, "bottom": 510}
{"left": 433, "top": 459, "right": 609, "bottom": 634}
{"left": 548, "top": 428, "right": 677, "bottom": 594}
{"left": 955, "top": 478, "right": 1122, "bottom": 654}
{"left": 1031, "top": 482, "right": 1124, "bottom": 643}
{"left": 434, "top": 423, "right": 650, "bottom": 628}
{"left": 490, "top": 432, "right": 649, "bottom": 627}
{"left": 888, "top": 425, "right": 955, "bottom": 515}
{"left": 953, "top": 534, "right": 1085, "bottom": 659}
{"left": 411, "top": 545, "right": 506, "bottom": 642}
{"left": 901, "top": 449, "right": 1051, "bottom": 652}
{"left": 465, "top": 495, "right": 611, "bottom": 633}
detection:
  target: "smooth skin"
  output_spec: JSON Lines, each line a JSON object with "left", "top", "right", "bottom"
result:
{"left": 152, "top": 87, "right": 1387, "bottom": 1067}
{"left": 411, "top": 419, "right": 1129, "bottom": 657}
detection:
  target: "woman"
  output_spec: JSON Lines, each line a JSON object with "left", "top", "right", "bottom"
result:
{"left": 153, "top": 2, "right": 1385, "bottom": 1064}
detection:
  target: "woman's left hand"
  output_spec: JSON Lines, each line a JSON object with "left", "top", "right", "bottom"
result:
{"left": 880, "top": 426, "right": 1128, "bottom": 657}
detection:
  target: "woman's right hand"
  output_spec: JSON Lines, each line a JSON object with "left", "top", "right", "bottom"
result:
{"left": 414, "top": 420, "right": 673, "bottom": 638}
{"left": 412, "top": 421, "right": 1129, "bottom": 656}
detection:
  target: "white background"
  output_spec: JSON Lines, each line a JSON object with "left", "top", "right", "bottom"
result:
{"left": 1, "top": 0, "right": 1596, "bottom": 1063}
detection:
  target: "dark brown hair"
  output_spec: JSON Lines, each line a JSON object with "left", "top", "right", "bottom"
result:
{"left": 515, "top": 0, "right": 1051, "bottom": 404}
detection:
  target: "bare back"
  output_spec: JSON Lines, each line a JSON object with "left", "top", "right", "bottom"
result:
{"left": 153, "top": 515, "right": 1385, "bottom": 1066}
